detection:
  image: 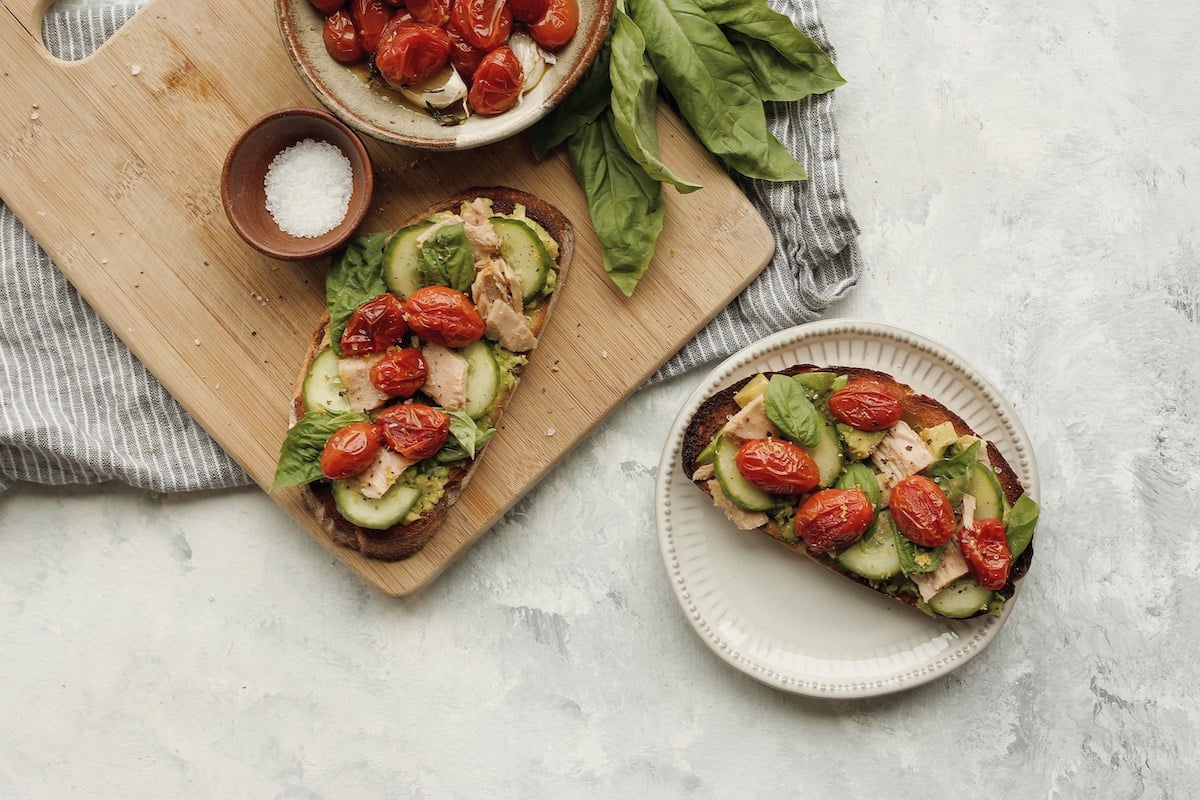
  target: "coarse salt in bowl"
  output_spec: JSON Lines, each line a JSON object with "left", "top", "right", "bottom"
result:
{"left": 221, "top": 106, "right": 374, "bottom": 261}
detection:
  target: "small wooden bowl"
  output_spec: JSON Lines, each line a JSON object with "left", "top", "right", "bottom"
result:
{"left": 221, "top": 107, "right": 374, "bottom": 261}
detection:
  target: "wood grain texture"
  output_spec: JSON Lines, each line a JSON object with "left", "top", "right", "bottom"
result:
{"left": 0, "top": 0, "right": 774, "bottom": 595}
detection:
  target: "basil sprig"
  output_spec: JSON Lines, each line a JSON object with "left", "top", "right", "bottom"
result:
{"left": 272, "top": 411, "right": 371, "bottom": 490}
{"left": 1005, "top": 495, "right": 1040, "bottom": 558}
{"left": 924, "top": 440, "right": 982, "bottom": 507}
{"left": 326, "top": 232, "right": 389, "bottom": 355}
{"left": 531, "top": 0, "right": 844, "bottom": 296}
{"left": 764, "top": 374, "right": 821, "bottom": 447}
{"left": 418, "top": 223, "right": 475, "bottom": 293}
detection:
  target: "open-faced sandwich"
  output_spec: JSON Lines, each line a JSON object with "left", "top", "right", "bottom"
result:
{"left": 681, "top": 365, "right": 1040, "bottom": 620}
{"left": 272, "top": 187, "right": 572, "bottom": 561}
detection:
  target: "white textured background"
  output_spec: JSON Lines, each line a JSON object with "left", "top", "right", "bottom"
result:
{"left": 2, "top": 0, "right": 1198, "bottom": 797}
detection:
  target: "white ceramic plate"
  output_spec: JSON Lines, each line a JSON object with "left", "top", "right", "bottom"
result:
{"left": 655, "top": 320, "right": 1039, "bottom": 698}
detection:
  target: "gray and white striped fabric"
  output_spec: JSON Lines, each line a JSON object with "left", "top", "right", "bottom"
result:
{"left": 0, "top": 0, "right": 858, "bottom": 493}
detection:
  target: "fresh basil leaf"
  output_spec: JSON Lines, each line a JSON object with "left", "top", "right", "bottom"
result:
{"left": 438, "top": 411, "right": 495, "bottom": 463}
{"left": 834, "top": 462, "right": 881, "bottom": 509}
{"left": 272, "top": 411, "right": 370, "bottom": 490}
{"left": 894, "top": 519, "right": 944, "bottom": 576}
{"left": 418, "top": 222, "right": 475, "bottom": 293}
{"left": 695, "top": 0, "right": 845, "bottom": 99}
{"left": 725, "top": 31, "right": 831, "bottom": 102}
{"left": 630, "top": 0, "right": 807, "bottom": 181}
{"left": 327, "top": 232, "right": 389, "bottom": 355}
{"left": 610, "top": 3, "right": 703, "bottom": 194}
{"left": 567, "top": 113, "right": 665, "bottom": 296}
{"left": 764, "top": 374, "right": 821, "bottom": 446}
{"left": 529, "top": 31, "right": 614, "bottom": 160}
{"left": 1005, "top": 494, "right": 1039, "bottom": 558}
{"left": 924, "top": 440, "right": 982, "bottom": 507}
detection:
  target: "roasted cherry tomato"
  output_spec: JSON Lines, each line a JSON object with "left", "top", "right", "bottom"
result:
{"left": 467, "top": 46, "right": 524, "bottom": 116}
{"left": 828, "top": 380, "right": 903, "bottom": 431}
{"left": 376, "top": 403, "right": 450, "bottom": 460}
{"left": 402, "top": 285, "right": 485, "bottom": 348}
{"left": 341, "top": 293, "right": 409, "bottom": 355}
{"left": 735, "top": 438, "right": 820, "bottom": 495}
{"left": 375, "top": 21, "right": 452, "bottom": 87}
{"left": 405, "top": 0, "right": 452, "bottom": 26}
{"left": 370, "top": 348, "right": 428, "bottom": 397}
{"left": 350, "top": 0, "right": 392, "bottom": 54}
{"left": 310, "top": 0, "right": 347, "bottom": 15}
{"left": 450, "top": 0, "right": 513, "bottom": 51}
{"left": 446, "top": 24, "right": 487, "bottom": 82}
{"left": 323, "top": 9, "right": 363, "bottom": 64}
{"left": 320, "top": 422, "right": 382, "bottom": 480}
{"left": 527, "top": 0, "right": 579, "bottom": 50}
{"left": 958, "top": 518, "right": 1012, "bottom": 589}
{"left": 793, "top": 488, "right": 874, "bottom": 554}
{"left": 890, "top": 475, "right": 956, "bottom": 547}
{"left": 508, "top": 0, "right": 549, "bottom": 22}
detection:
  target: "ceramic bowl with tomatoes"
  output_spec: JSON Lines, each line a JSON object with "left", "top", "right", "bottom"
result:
{"left": 276, "top": 0, "right": 613, "bottom": 150}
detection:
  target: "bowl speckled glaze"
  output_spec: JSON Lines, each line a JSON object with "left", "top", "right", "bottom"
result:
{"left": 275, "top": 0, "right": 614, "bottom": 151}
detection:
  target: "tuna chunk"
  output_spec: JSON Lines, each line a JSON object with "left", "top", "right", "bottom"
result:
{"left": 348, "top": 447, "right": 417, "bottom": 500}
{"left": 722, "top": 394, "right": 780, "bottom": 443}
{"left": 338, "top": 354, "right": 390, "bottom": 413}
{"left": 421, "top": 343, "right": 469, "bottom": 411}
{"left": 472, "top": 256, "right": 537, "bottom": 352}
{"left": 460, "top": 198, "right": 501, "bottom": 260}
{"left": 872, "top": 420, "right": 935, "bottom": 498}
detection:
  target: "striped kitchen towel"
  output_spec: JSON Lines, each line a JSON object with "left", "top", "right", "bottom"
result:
{"left": 0, "top": 0, "right": 859, "bottom": 493}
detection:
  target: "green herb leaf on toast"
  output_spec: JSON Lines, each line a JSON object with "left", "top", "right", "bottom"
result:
{"left": 272, "top": 411, "right": 371, "bottom": 490}
{"left": 1005, "top": 494, "right": 1039, "bottom": 558}
{"left": 327, "top": 232, "right": 389, "bottom": 355}
{"left": 764, "top": 374, "right": 821, "bottom": 447}
{"left": 417, "top": 222, "right": 475, "bottom": 293}
{"left": 924, "top": 440, "right": 983, "bottom": 507}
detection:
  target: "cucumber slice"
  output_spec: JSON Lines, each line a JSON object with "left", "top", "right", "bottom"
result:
{"left": 492, "top": 216, "right": 552, "bottom": 304}
{"left": 461, "top": 340, "right": 501, "bottom": 419}
{"left": 383, "top": 220, "right": 435, "bottom": 299}
{"left": 837, "top": 511, "right": 902, "bottom": 580}
{"left": 331, "top": 479, "right": 422, "bottom": 530}
{"left": 804, "top": 415, "right": 844, "bottom": 488}
{"left": 302, "top": 347, "right": 351, "bottom": 413}
{"left": 927, "top": 576, "right": 996, "bottom": 619}
{"left": 695, "top": 432, "right": 722, "bottom": 467}
{"left": 713, "top": 436, "right": 775, "bottom": 511}
{"left": 968, "top": 460, "right": 1008, "bottom": 520}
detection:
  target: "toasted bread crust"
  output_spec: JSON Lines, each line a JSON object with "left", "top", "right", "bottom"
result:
{"left": 292, "top": 187, "right": 573, "bottom": 561}
{"left": 681, "top": 364, "right": 1033, "bottom": 615}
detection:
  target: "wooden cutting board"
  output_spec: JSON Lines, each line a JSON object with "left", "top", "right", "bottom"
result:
{"left": 0, "top": 0, "right": 773, "bottom": 595}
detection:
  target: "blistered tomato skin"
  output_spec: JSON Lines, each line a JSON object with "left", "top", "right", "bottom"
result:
{"left": 404, "top": 0, "right": 451, "bottom": 26}
{"left": 793, "top": 488, "right": 874, "bottom": 554}
{"left": 528, "top": 0, "right": 579, "bottom": 50}
{"left": 350, "top": 0, "right": 392, "bottom": 54}
{"left": 735, "top": 438, "right": 821, "bottom": 495}
{"left": 467, "top": 46, "right": 525, "bottom": 116}
{"left": 450, "top": 0, "right": 513, "bottom": 51}
{"left": 341, "top": 293, "right": 409, "bottom": 355}
{"left": 828, "top": 381, "right": 903, "bottom": 431}
{"left": 375, "top": 21, "right": 452, "bottom": 87}
{"left": 508, "top": 0, "right": 550, "bottom": 23}
{"left": 370, "top": 348, "right": 428, "bottom": 397}
{"left": 320, "top": 422, "right": 382, "bottom": 480}
{"left": 890, "top": 475, "right": 956, "bottom": 547}
{"left": 323, "top": 10, "right": 363, "bottom": 64}
{"left": 402, "top": 286, "right": 486, "bottom": 348}
{"left": 446, "top": 25, "right": 487, "bottom": 81}
{"left": 959, "top": 518, "right": 1012, "bottom": 589}
{"left": 376, "top": 403, "right": 451, "bottom": 460}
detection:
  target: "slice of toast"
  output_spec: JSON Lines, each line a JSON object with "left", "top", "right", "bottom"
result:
{"left": 283, "top": 187, "right": 573, "bottom": 561}
{"left": 680, "top": 364, "right": 1035, "bottom": 618}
